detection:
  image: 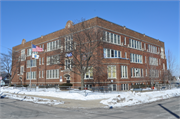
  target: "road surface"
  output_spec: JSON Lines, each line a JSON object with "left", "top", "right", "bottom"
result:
{"left": 0, "top": 96, "right": 180, "bottom": 119}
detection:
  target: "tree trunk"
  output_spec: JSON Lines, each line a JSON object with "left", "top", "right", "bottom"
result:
{"left": 81, "top": 74, "right": 84, "bottom": 90}
{"left": 8, "top": 78, "right": 12, "bottom": 87}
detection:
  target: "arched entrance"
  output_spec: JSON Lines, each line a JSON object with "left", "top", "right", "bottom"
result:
{"left": 64, "top": 74, "right": 70, "bottom": 83}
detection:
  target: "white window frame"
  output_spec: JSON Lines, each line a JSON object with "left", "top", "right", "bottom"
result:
{"left": 42, "top": 71, "right": 44, "bottom": 78}
{"left": 20, "top": 65, "right": 24, "bottom": 75}
{"left": 84, "top": 67, "right": 93, "bottom": 79}
{"left": 26, "top": 59, "right": 37, "bottom": 68}
{"left": 121, "top": 65, "right": 128, "bottom": 78}
{"left": 42, "top": 57, "right": 44, "bottom": 65}
{"left": 21, "top": 49, "right": 26, "bottom": 61}
{"left": 27, "top": 48, "right": 32, "bottom": 56}
{"left": 39, "top": 58, "right": 41, "bottom": 65}
{"left": 39, "top": 71, "right": 41, "bottom": 78}
{"left": 26, "top": 71, "right": 36, "bottom": 80}
{"left": 107, "top": 65, "right": 117, "bottom": 79}
{"left": 124, "top": 37, "right": 126, "bottom": 45}
{"left": 46, "top": 69, "right": 59, "bottom": 79}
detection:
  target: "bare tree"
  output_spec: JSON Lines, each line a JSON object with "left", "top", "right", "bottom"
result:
{"left": 166, "top": 49, "right": 179, "bottom": 84}
{"left": 53, "top": 19, "right": 105, "bottom": 89}
{"left": 1, "top": 50, "right": 21, "bottom": 86}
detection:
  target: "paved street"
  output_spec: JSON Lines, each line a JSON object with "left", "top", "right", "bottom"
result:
{"left": 0, "top": 97, "right": 180, "bottom": 119}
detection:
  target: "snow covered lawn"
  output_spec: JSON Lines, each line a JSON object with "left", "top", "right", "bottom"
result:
{"left": 100, "top": 88, "right": 180, "bottom": 107}
{"left": 1, "top": 87, "right": 180, "bottom": 108}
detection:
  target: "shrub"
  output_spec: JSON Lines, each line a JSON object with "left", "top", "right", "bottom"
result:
{"left": 60, "top": 83, "right": 73, "bottom": 86}
{"left": 59, "top": 83, "right": 73, "bottom": 90}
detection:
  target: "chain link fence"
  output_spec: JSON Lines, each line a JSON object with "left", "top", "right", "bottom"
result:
{"left": 10, "top": 83, "right": 180, "bottom": 94}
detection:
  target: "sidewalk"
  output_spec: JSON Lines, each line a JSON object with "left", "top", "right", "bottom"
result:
{"left": 9, "top": 93, "right": 106, "bottom": 108}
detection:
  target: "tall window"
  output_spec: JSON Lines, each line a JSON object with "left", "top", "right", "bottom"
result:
{"left": 124, "top": 37, "right": 126, "bottom": 45}
{"left": 42, "top": 71, "right": 44, "bottom": 78}
{"left": 125, "top": 52, "right": 127, "bottom": 58}
{"left": 47, "top": 55, "right": 60, "bottom": 65}
{"left": 21, "top": 49, "right": 26, "bottom": 61}
{"left": 85, "top": 67, "right": 93, "bottom": 79}
{"left": 27, "top": 48, "right": 32, "bottom": 56}
{"left": 65, "top": 36, "right": 73, "bottom": 51}
{"left": 121, "top": 65, "right": 128, "bottom": 78}
{"left": 47, "top": 39, "right": 61, "bottom": 51}
{"left": 20, "top": 66, "right": 24, "bottom": 74}
{"left": 131, "top": 68, "right": 133, "bottom": 77}
{"left": 133, "top": 68, "right": 142, "bottom": 77}
{"left": 46, "top": 69, "right": 59, "bottom": 79}
{"left": 107, "top": 65, "right": 116, "bottom": 78}
{"left": 39, "top": 58, "right": 41, "bottom": 65}
{"left": 42, "top": 57, "right": 44, "bottom": 65}
{"left": 27, "top": 59, "right": 36, "bottom": 68}
{"left": 39, "top": 71, "right": 41, "bottom": 78}
{"left": 144, "top": 43, "right": 146, "bottom": 50}
{"left": 65, "top": 59, "right": 73, "bottom": 69}
{"left": 163, "top": 63, "right": 165, "bottom": 70}
{"left": 26, "top": 71, "right": 36, "bottom": 79}
{"left": 161, "top": 47, "right": 164, "bottom": 59}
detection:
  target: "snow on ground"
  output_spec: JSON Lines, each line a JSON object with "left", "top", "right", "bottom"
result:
{"left": 0, "top": 92, "right": 64, "bottom": 106}
{"left": 1, "top": 87, "right": 180, "bottom": 107}
{"left": 100, "top": 88, "right": 180, "bottom": 107}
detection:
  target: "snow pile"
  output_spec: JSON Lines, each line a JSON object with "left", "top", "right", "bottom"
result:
{"left": 1, "top": 87, "right": 180, "bottom": 108}
{"left": 1, "top": 87, "right": 119, "bottom": 100}
{"left": 100, "top": 89, "right": 180, "bottom": 107}
{"left": 1, "top": 93, "right": 64, "bottom": 105}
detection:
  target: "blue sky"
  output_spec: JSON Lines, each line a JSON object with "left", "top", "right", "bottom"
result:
{"left": 1, "top": 1, "right": 179, "bottom": 75}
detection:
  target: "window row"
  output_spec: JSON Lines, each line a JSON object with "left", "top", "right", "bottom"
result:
{"left": 148, "top": 44, "right": 157, "bottom": 54}
{"left": 103, "top": 31, "right": 121, "bottom": 45}
{"left": 26, "top": 71, "right": 36, "bottom": 79}
{"left": 129, "top": 39, "right": 142, "bottom": 50}
{"left": 46, "top": 69, "right": 59, "bottom": 79}
{"left": 26, "top": 59, "right": 37, "bottom": 68}
{"left": 103, "top": 48, "right": 121, "bottom": 58}
{"left": 130, "top": 53, "right": 143, "bottom": 63}
{"left": 47, "top": 39, "right": 61, "bottom": 51}
{"left": 149, "top": 57, "right": 158, "bottom": 66}
{"left": 65, "top": 36, "right": 73, "bottom": 51}
{"left": 149, "top": 69, "right": 159, "bottom": 77}
{"left": 47, "top": 55, "right": 60, "bottom": 65}
{"left": 131, "top": 68, "right": 143, "bottom": 77}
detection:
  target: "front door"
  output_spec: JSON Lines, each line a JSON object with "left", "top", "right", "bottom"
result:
{"left": 108, "top": 84, "right": 117, "bottom": 91}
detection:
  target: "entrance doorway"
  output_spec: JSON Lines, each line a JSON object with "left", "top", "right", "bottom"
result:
{"left": 108, "top": 84, "right": 117, "bottom": 91}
